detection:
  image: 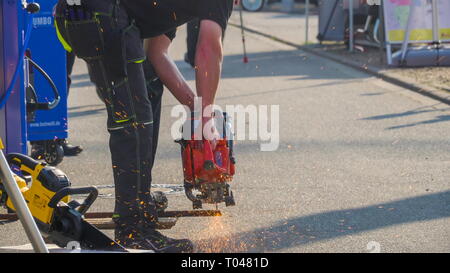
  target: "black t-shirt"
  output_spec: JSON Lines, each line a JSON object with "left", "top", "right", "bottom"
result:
{"left": 122, "top": 0, "right": 234, "bottom": 39}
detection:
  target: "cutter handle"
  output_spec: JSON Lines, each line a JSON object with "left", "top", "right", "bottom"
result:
{"left": 48, "top": 186, "right": 98, "bottom": 215}
{"left": 6, "top": 153, "right": 41, "bottom": 173}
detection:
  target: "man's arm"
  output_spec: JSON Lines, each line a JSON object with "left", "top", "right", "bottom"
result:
{"left": 146, "top": 20, "right": 225, "bottom": 140}
{"left": 145, "top": 35, "right": 195, "bottom": 110}
{"left": 195, "top": 20, "right": 223, "bottom": 118}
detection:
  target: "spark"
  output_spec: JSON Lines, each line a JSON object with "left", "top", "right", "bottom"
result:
{"left": 193, "top": 217, "right": 248, "bottom": 253}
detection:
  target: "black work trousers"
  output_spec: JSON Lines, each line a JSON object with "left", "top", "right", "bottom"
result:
{"left": 55, "top": 0, "right": 163, "bottom": 231}
{"left": 186, "top": 19, "right": 200, "bottom": 67}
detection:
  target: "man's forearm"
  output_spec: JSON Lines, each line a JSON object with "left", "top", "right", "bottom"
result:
{"left": 195, "top": 20, "right": 224, "bottom": 118}
{"left": 145, "top": 37, "right": 195, "bottom": 110}
{"left": 195, "top": 42, "right": 222, "bottom": 112}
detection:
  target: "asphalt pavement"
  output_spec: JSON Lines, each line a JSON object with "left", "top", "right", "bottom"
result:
{"left": 0, "top": 22, "right": 449, "bottom": 253}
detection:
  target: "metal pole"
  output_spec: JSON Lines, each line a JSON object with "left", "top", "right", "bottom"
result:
{"left": 386, "top": 43, "right": 393, "bottom": 65}
{"left": 378, "top": 0, "right": 384, "bottom": 65}
{"left": 0, "top": 150, "right": 48, "bottom": 253}
{"left": 431, "top": 0, "right": 439, "bottom": 43}
{"left": 239, "top": 7, "right": 249, "bottom": 63}
{"left": 305, "top": 0, "right": 310, "bottom": 44}
{"left": 400, "top": 0, "right": 415, "bottom": 63}
{"left": 349, "top": 0, "right": 354, "bottom": 52}
{"left": 380, "top": 0, "right": 393, "bottom": 65}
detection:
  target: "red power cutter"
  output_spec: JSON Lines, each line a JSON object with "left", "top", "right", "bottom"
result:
{"left": 176, "top": 112, "right": 236, "bottom": 209}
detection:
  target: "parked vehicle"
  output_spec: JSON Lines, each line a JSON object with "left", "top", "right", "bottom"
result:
{"left": 241, "top": 0, "right": 318, "bottom": 12}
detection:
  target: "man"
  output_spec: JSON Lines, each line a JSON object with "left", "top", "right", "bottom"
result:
{"left": 54, "top": 0, "right": 234, "bottom": 252}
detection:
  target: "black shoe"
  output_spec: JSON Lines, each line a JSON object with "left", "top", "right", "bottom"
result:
{"left": 62, "top": 140, "right": 83, "bottom": 156}
{"left": 116, "top": 229, "right": 194, "bottom": 253}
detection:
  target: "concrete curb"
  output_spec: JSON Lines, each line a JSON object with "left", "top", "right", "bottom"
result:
{"left": 229, "top": 22, "right": 450, "bottom": 105}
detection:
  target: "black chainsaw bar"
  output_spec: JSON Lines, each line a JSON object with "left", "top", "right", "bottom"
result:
{"left": 78, "top": 220, "right": 127, "bottom": 252}
{"left": 39, "top": 204, "right": 128, "bottom": 252}
{"left": 0, "top": 209, "right": 222, "bottom": 251}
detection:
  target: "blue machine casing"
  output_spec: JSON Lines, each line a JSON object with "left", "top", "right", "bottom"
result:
{"left": 0, "top": 0, "right": 28, "bottom": 154}
{"left": 27, "top": 0, "right": 68, "bottom": 142}
{"left": 1, "top": 0, "right": 68, "bottom": 159}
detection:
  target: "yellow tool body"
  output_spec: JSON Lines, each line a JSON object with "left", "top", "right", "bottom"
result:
{"left": 0, "top": 151, "right": 126, "bottom": 251}
{"left": 0, "top": 154, "right": 70, "bottom": 225}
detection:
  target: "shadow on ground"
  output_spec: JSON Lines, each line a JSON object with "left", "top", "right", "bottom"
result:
{"left": 176, "top": 50, "right": 369, "bottom": 82}
{"left": 194, "top": 191, "right": 450, "bottom": 252}
{"left": 72, "top": 49, "right": 369, "bottom": 91}
{"left": 362, "top": 103, "right": 450, "bottom": 130}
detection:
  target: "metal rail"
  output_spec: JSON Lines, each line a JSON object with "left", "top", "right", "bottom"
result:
{"left": 0, "top": 210, "right": 223, "bottom": 221}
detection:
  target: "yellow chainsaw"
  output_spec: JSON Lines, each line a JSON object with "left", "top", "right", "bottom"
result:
{"left": 0, "top": 153, "right": 126, "bottom": 251}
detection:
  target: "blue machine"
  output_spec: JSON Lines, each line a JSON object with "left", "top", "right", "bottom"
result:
{"left": 26, "top": 0, "right": 68, "bottom": 165}
{"left": 1, "top": 0, "right": 68, "bottom": 165}
{"left": 0, "top": 0, "right": 28, "bottom": 155}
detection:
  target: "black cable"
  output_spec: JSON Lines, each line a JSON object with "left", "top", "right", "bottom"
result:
{"left": 25, "top": 56, "right": 60, "bottom": 110}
